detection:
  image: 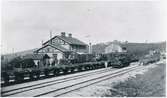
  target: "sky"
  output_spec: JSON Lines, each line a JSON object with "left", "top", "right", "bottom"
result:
{"left": 1, "top": 0, "right": 166, "bottom": 54}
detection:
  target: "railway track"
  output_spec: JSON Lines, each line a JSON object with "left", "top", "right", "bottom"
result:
{"left": 2, "top": 66, "right": 115, "bottom": 96}
{"left": 2, "top": 65, "right": 140, "bottom": 97}
{"left": 37, "top": 65, "right": 143, "bottom": 97}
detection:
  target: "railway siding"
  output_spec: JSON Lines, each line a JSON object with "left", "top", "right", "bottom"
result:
{"left": 2, "top": 66, "right": 112, "bottom": 92}
{"left": 2, "top": 60, "right": 163, "bottom": 97}
{"left": 2, "top": 64, "right": 139, "bottom": 97}
{"left": 2, "top": 67, "right": 114, "bottom": 96}
{"left": 60, "top": 60, "right": 165, "bottom": 97}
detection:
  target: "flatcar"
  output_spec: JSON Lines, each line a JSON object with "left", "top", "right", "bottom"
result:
{"left": 1, "top": 52, "right": 138, "bottom": 84}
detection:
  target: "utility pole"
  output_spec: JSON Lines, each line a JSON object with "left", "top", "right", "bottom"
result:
{"left": 41, "top": 40, "right": 44, "bottom": 47}
{"left": 89, "top": 42, "right": 92, "bottom": 54}
{"left": 12, "top": 48, "right": 14, "bottom": 54}
{"left": 85, "top": 35, "right": 92, "bottom": 54}
{"left": 50, "top": 30, "right": 52, "bottom": 44}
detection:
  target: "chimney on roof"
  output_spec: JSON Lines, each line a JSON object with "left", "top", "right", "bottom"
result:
{"left": 61, "top": 32, "right": 66, "bottom": 37}
{"left": 68, "top": 33, "right": 72, "bottom": 38}
{"left": 41, "top": 40, "right": 44, "bottom": 47}
{"left": 50, "top": 30, "right": 52, "bottom": 44}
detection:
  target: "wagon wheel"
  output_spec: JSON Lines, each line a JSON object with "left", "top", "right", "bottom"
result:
{"left": 90, "top": 65, "right": 95, "bottom": 70}
{"left": 53, "top": 70, "right": 57, "bottom": 76}
{"left": 70, "top": 67, "right": 75, "bottom": 73}
{"left": 2, "top": 72, "right": 10, "bottom": 84}
{"left": 101, "top": 62, "right": 105, "bottom": 68}
{"left": 62, "top": 68, "right": 69, "bottom": 74}
{"left": 29, "top": 72, "right": 34, "bottom": 80}
{"left": 44, "top": 69, "right": 49, "bottom": 77}
{"left": 30, "top": 71, "right": 40, "bottom": 79}
{"left": 96, "top": 64, "right": 100, "bottom": 69}
{"left": 92, "top": 64, "right": 97, "bottom": 69}
{"left": 108, "top": 62, "right": 111, "bottom": 67}
{"left": 77, "top": 67, "right": 82, "bottom": 72}
{"left": 36, "top": 71, "right": 40, "bottom": 79}
{"left": 81, "top": 66, "right": 86, "bottom": 71}
{"left": 89, "top": 65, "right": 92, "bottom": 70}
{"left": 93, "top": 63, "right": 97, "bottom": 69}
{"left": 85, "top": 66, "right": 89, "bottom": 70}
{"left": 14, "top": 72, "right": 24, "bottom": 83}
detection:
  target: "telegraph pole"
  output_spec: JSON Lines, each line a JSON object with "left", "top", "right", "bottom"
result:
{"left": 85, "top": 35, "right": 92, "bottom": 54}
{"left": 89, "top": 42, "right": 92, "bottom": 54}
{"left": 12, "top": 48, "right": 14, "bottom": 53}
{"left": 50, "top": 30, "right": 52, "bottom": 44}
{"left": 41, "top": 40, "right": 44, "bottom": 47}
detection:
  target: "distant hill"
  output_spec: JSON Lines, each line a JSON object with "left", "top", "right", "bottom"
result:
{"left": 1, "top": 48, "right": 38, "bottom": 64}
{"left": 121, "top": 42, "right": 166, "bottom": 58}
{"left": 2, "top": 41, "right": 166, "bottom": 61}
{"left": 92, "top": 41, "right": 166, "bottom": 56}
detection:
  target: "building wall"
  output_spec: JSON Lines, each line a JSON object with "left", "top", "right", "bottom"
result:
{"left": 45, "top": 37, "right": 65, "bottom": 45}
{"left": 44, "top": 37, "right": 71, "bottom": 50}
{"left": 105, "top": 43, "right": 124, "bottom": 53}
{"left": 71, "top": 45, "right": 88, "bottom": 53}
{"left": 43, "top": 36, "right": 88, "bottom": 53}
{"left": 37, "top": 45, "right": 64, "bottom": 60}
{"left": 61, "top": 44, "right": 70, "bottom": 50}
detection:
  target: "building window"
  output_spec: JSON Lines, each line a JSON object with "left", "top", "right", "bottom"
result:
{"left": 47, "top": 48, "right": 50, "bottom": 52}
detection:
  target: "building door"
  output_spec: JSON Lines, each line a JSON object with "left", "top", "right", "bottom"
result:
{"left": 53, "top": 54, "right": 58, "bottom": 64}
{"left": 43, "top": 54, "right": 50, "bottom": 66}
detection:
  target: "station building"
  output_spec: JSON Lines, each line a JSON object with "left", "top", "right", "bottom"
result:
{"left": 33, "top": 32, "right": 88, "bottom": 65}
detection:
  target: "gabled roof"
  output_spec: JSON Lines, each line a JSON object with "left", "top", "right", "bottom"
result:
{"left": 43, "top": 35, "right": 87, "bottom": 46}
{"left": 49, "top": 43, "right": 70, "bottom": 52}
{"left": 22, "top": 54, "right": 46, "bottom": 60}
{"left": 34, "top": 44, "right": 70, "bottom": 53}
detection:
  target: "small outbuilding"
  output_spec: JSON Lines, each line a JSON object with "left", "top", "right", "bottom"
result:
{"left": 33, "top": 32, "right": 88, "bottom": 66}
{"left": 105, "top": 43, "right": 127, "bottom": 53}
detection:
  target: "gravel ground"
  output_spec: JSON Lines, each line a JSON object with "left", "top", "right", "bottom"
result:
{"left": 61, "top": 60, "right": 165, "bottom": 97}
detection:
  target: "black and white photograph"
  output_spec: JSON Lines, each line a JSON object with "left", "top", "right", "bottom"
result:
{"left": 1, "top": 0, "right": 166, "bottom": 97}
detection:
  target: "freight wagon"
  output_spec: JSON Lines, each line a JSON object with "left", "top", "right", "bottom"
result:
{"left": 139, "top": 51, "right": 161, "bottom": 65}
{"left": 1, "top": 52, "right": 138, "bottom": 84}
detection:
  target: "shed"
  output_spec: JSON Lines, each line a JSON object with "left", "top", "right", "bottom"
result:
{"left": 105, "top": 43, "right": 127, "bottom": 53}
